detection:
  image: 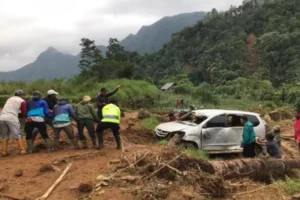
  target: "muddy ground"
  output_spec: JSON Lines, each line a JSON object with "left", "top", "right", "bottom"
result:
{"left": 0, "top": 112, "right": 299, "bottom": 200}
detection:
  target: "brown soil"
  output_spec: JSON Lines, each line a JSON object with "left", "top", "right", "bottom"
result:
{"left": 0, "top": 112, "right": 298, "bottom": 200}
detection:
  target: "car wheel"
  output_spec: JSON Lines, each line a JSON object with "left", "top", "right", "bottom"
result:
{"left": 181, "top": 142, "right": 197, "bottom": 149}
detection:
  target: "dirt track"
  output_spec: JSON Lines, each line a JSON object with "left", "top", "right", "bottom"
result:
{"left": 0, "top": 112, "right": 299, "bottom": 200}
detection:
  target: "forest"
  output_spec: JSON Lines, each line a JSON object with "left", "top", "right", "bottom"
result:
{"left": 74, "top": 0, "right": 300, "bottom": 108}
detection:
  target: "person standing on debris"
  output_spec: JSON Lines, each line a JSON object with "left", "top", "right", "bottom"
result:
{"left": 96, "top": 86, "right": 121, "bottom": 120}
{"left": 32, "top": 89, "right": 59, "bottom": 143}
{"left": 0, "top": 90, "right": 27, "bottom": 156}
{"left": 75, "top": 96, "right": 99, "bottom": 149}
{"left": 96, "top": 99, "right": 121, "bottom": 150}
{"left": 240, "top": 116, "right": 256, "bottom": 158}
{"left": 294, "top": 112, "right": 300, "bottom": 150}
{"left": 52, "top": 97, "right": 78, "bottom": 150}
{"left": 25, "top": 91, "right": 52, "bottom": 153}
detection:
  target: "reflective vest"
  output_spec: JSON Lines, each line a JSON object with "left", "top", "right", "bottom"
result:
{"left": 101, "top": 104, "right": 121, "bottom": 124}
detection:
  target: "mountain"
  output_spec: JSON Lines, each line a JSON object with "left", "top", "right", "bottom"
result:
{"left": 0, "top": 11, "right": 205, "bottom": 81}
{"left": 0, "top": 47, "right": 80, "bottom": 81}
{"left": 121, "top": 12, "right": 205, "bottom": 53}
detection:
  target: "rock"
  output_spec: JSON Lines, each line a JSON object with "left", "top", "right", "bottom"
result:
{"left": 96, "top": 175, "right": 110, "bottom": 181}
{"left": 120, "top": 176, "right": 141, "bottom": 183}
{"left": 39, "top": 164, "right": 54, "bottom": 173}
{"left": 97, "top": 190, "right": 105, "bottom": 196}
{"left": 78, "top": 182, "right": 93, "bottom": 193}
{"left": 14, "top": 169, "right": 23, "bottom": 177}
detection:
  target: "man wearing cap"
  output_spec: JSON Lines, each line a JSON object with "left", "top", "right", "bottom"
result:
{"left": 32, "top": 89, "right": 58, "bottom": 143}
{"left": 75, "top": 96, "right": 99, "bottom": 149}
{"left": 53, "top": 97, "right": 78, "bottom": 150}
{"left": 25, "top": 91, "right": 52, "bottom": 153}
{"left": 0, "top": 90, "right": 27, "bottom": 156}
{"left": 96, "top": 86, "right": 121, "bottom": 120}
{"left": 96, "top": 99, "right": 121, "bottom": 150}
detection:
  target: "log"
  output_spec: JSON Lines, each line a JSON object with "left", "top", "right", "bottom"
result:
{"left": 0, "top": 193, "right": 24, "bottom": 200}
{"left": 200, "top": 159, "right": 300, "bottom": 180}
{"left": 36, "top": 163, "right": 72, "bottom": 200}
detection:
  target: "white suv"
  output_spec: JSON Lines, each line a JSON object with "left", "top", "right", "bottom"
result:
{"left": 155, "top": 109, "right": 266, "bottom": 154}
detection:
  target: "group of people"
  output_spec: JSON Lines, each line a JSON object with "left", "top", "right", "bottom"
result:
{"left": 0, "top": 86, "right": 122, "bottom": 156}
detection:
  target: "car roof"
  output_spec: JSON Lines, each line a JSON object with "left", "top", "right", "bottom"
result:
{"left": 192, "top": 109, "right": 260, "bottom": 118}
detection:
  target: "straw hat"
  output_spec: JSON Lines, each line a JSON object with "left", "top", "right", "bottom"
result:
{"left": 83, "top": 96, "right": 91, "bottom": 102}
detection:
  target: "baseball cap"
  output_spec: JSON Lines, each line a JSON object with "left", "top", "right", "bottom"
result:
{"left": 83, "top": 96, "right": 92, "bottom": 102}
{"left": 15, "top": 90, "right": 25, "bottom": 96}
{"left": 47, "top": 89, "right": 59, "bottom": 95}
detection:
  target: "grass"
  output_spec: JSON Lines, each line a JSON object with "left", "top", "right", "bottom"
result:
{"left": 141, "top": 115, "right": 159, "bottom": 130}
{"left": 181, "top": 148, "right": 209, "bottom": 160}
{"left": 156, "top": 140, "right": 169, "bottom": 145}
{"left": 273, "top": 176, "right": 300, "bottom": 195}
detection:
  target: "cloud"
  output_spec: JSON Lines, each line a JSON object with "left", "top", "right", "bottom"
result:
{"left": 0, "top": 0, "right": 244, "bottom": 71}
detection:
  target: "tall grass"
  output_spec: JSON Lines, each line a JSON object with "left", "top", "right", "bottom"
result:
{"left": 273, "top": 176, "right": 300, "bottom": 195}
{"left": 182, "top": 148, "right": 209, "bottom": 160}
{"left": 141, "top": 115, "right": 159, "bottom": 130}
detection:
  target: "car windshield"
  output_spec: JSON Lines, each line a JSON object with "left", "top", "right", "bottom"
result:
{"left": 177, "top": 115, "right": 207, "bottom": 125}
{"left": 177, "top": 121, "right": 197, "bottom": 126}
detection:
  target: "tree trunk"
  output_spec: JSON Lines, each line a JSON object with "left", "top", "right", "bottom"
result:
{"left": 199, "top": 159, "right": 300, "bottom": 181}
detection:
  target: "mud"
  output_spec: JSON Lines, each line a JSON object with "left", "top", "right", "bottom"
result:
{"left": 0, "top": 111, "right": 298, "bottom": 200}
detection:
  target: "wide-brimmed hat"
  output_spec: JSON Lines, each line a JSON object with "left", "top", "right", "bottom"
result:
{"left": 47, "top": 89, "right": 59, "bottom": 95}
{"left": 83, "top": 96, "right": 91, "bottom": 102}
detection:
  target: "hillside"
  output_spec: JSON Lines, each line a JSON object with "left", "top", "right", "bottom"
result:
{"left": 138, "top": 0, "right": 300, "bottom": 87}
{"left": 0, "top": 47, "right": 80, "bottom": 81}
{"left": 121, "top": 12, "right": 205, "bottom": 53}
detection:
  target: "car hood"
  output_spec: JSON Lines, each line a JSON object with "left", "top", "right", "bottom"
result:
{"left": 156, "top": 121, "right": 195, "bottom": 132}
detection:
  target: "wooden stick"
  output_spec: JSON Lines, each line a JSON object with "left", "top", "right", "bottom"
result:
{"left": 36, "top": 163, "right": 72, "bottom": 200}
{"left": 0, "top": 193, "right": 24, "bottom": 200}
{"left": 232, "top": 185, "right": 267, "bottom": 196}
{"left": 166, "top": 165, "right": 183, "bottom": 175}
{"left": 144, "top": 154, "right": 182, "bottom": 180}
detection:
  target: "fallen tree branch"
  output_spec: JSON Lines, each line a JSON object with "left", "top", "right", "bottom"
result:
{"left": 232, "top": 185, "right": 267, "bottom": 196}
{"left": 144, "top": 154, "right": 182, "bottom": 180}
{"left": 110, "top": 151, "right": 151, "bottom": 179}
{"left": 166, "top": 165, "right": 183, "bottom": 175}
{"left": 0, "top": 193, "right": 24, "bottom": 200}
{"left": 36, "top": 163, "right": 72, "bottom": 200}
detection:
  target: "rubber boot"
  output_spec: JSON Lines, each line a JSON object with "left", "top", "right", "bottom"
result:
{"left": 17, "top": 139, "right": 26, "bottom": 155}
{"left": 53, "top": 138, "right": 59, "bottom": 151}
{"left": 97, "top": 132, "right": 104, "bottom": 149}
{"left": 26, "top": 139, "right": 33, "bottom": 154}
{"left": 44, "top": 138, "right": 51, "bottom": 152}
{"left": 116, "top": 138, "right": 121, "bottom": 150}
{"left": 1, "top": 140, "right": 8, "bottom": 157}
{"left": 81, "top": 140, "right": 88, "bottom": 149}
{"left": 72, "top": 139, "right": 79, "bottom": 150}
{"left": 91, "top": 137, "right": 97, "bottom": 149}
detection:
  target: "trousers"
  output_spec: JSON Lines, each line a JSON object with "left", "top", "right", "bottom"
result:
{"left": 242, "top": 142, "right": 256, "bottom": 158}
{"left": 96, "top": 122, "right": 120, "bottom": 146}
{"left": 0, "top": 120, "right": 22, "bottom": 140}
{"left": 25, "top": 122, "right": 49, "bottom": 140}
{"left": 54, "top": 124, "right": 75, "bottom": 140}
{"left": 77, "top": 119, "right": 96, "bottom": 141}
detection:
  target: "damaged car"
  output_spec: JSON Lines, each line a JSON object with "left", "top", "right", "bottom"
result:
{"left": 155, "top": 109, "right": 267, "bottom": 154}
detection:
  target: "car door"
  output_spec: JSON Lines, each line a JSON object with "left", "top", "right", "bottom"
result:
{"left": 201, "top": 114, "right": 229, "bottom": 151}
{"left": 226, "top": 114, "right": 243, "bottom": 149}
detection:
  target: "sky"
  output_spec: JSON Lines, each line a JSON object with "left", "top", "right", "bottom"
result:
{"left": 0, "top": 0, "right": 243, "bottom": 71}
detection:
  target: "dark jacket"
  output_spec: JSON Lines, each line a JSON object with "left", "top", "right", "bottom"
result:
{"left": 266, "top": 140, "right": 282, "bottom": 158}
{"left": 53, "top": 99, "right": 77, "bottom": 124}
{"left": 43, "top": 96, "right": 57, "bottom": 110}
{"left": 27, "top": 96, "right": 52, "bottom": 118}
{"left": 75, "top": 101, "right": 99, "bottom": 121}
{"left": 96, "top": 88, "right": 118, "bottom": 109}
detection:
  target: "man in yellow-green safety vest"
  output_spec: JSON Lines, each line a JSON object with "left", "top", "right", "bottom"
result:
{"left": 96, "top": 99, "right": 121, "bottom": 150}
